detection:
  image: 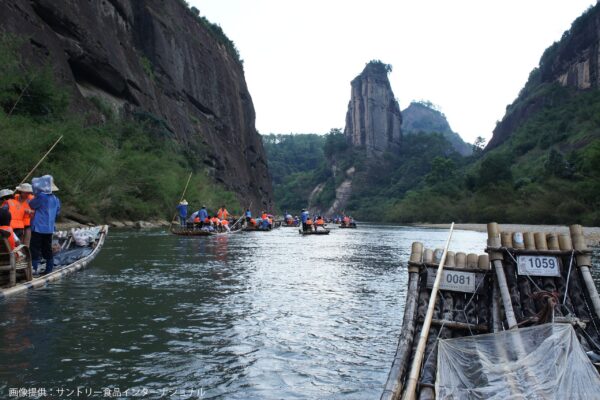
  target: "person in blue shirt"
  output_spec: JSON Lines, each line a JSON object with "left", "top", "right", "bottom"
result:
{"left": 301, "top": 209, "right": 309, "bottom": 231}
{"left": 244, "top": 209, "right": 252, "bottom": 225}
{"left": 176, "top": 200, "right": 188, "bottom": 227}
{"left": 197, "top": 206, "right": 208, "bottom": 227}
{"left": 260, "top": 218, "right": 270, "bottom": 230}
{"left": 30, "top": 175, "right": 61, "bottom": 275}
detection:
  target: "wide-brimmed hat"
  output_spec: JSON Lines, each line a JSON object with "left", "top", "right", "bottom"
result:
{"left": 180, "top": 200, "right": 188, "bottom": 205}
{"left": 51, "top": 177, "right": 59, "bottom": 192}
{"left": 15, "top": 183, "right": 33, "bottom": 193}
{"left": 0, "top": 189, "right": 14, "bottom": 198}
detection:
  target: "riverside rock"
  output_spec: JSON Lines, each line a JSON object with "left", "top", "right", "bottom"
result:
{"left": 0, "top": 0, "right": 273, "bottom": 209}
{"left": 344, "top": 61, "right": 402, "bottom": 156}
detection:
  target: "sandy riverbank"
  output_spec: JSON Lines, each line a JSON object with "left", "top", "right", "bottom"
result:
{"left": 415, "top": 223, "right": 600, "bottom": 246}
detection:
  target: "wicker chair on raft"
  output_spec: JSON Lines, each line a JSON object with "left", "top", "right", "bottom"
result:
{"left": 0, "top": 231, "right": 33, "bottom": 288}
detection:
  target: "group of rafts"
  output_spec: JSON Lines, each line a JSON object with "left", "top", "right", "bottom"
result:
{"left": 171, "top": 210, "right": 358, "bottom": 236}
{"left": 382, "top": 222, "right": 600, "bottom": 400}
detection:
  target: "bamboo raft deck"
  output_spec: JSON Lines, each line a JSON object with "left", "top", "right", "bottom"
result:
{"left": 382, "top": 223, "right": 600, "bottom": 400}
{"left": 0, "top": 225, "right": 109, "bottom": 300}
{"left": 339, "top": 223, "right": 357, "bottom": 229}
{"left": 171, "top": 226, "right": 241, "bottom": 236}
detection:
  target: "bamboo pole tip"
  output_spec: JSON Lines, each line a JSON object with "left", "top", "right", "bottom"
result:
{"left": 410, "top": 242, "right": 424, "bottom": 263}
{"left": 478, "top": 254, "right": 490, "bottom": 270}
{"left": 423, "top": 249, "right": 434, "bottom": 264}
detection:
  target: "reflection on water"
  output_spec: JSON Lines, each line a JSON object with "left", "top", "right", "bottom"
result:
{"left": 0, "top": 225, "right": 488, "bottom": 398}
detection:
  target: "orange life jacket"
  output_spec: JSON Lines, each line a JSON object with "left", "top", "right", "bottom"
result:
{"left": 204, "top": 217, "right": 210, "bottom": 224}
{"left": 306, "top": 219, "right": 313, "bottom": 225}
{"left": 217, "top": 208, "right": 229, "bottom": 219}
{"left": 268, "top": 218, "right": 273, "bottom": 225}
{"left": 16, "top": 194, "right": 33, "bottom": 227}
{"left": 0, "top": 225, "right": 16, "bottom": 250}
{"left": 5, "top": 199, "right": 25, "bottom": 229}
{"left": 194, "top": 216, "right": 200, "bottom": 223}
{"left": 261, "top": 213, "right": 268, "bottom": 220}
{"left": 221, "top": 219, "right": 229, "bottom": 226}
{"left": 316, "top": 219, "right": 324, "bottom": 226}
{"left": 250, "top": 218, "right": 257, "bottom": 226}
{"left": 343, "top": 217, "right": 350, "bottom": 224}
{"left": 211, "top": 217, "right": 220, "bottom": 225}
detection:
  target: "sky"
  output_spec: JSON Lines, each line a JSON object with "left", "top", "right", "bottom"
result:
{"left": 190, "top": 0, "right": 596, "bottom": 144}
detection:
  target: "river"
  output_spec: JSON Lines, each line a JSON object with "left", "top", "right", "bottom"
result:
{"left": 0, "top": 225, "right": 495, "bottom": 399}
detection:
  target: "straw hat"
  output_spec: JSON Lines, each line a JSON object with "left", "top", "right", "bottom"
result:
{"left": 0, "top": 189, "right": 14, "bottom": 198}
{"left": 51, "top": 178, "right": 59, "bottom": 192}
{"left": 15, "top": 183, "right": 33, "bottom": 193}
{"left": 180, "top": 200, "right": 188, "bottom": 205}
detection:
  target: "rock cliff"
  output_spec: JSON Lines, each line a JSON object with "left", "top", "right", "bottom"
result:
{"left": 0, "top": 0, "right": 273, "bottom": 209}
{"left": 487, "top": 4, "right": 600, "bottom": 150}
{"left": 402, "top": 101, "right": 472, "bottom": 156}
{"left": 344, "top": 61, "right": 402, "bottom": 155}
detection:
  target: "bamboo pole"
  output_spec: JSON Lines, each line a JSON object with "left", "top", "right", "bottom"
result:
{"left": 20, "top": 135, "right": 63, "bottom": 184}
{"left": 487, "top": 222, "right": 518, "bottom": 329}
{"left": 570, "top": 224, "right": 600, "bottom": 318}
{"left": 402, "top": 223, "right": 454, "bottom": 400}
{"left": 170, "top": 172, "right": 193, "bottom": 227}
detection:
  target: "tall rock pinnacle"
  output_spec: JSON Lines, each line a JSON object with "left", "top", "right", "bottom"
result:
{"left": 344, "top": 61, "right": 402, "bottom": 155}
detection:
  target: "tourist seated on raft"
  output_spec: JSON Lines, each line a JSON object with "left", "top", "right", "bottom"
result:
{"left": 248, "top": 217, "right": 257, "bottom": 228}
{"left": 305, "top": 217, "right": 313, "bottom": 232}
{"left": 315, "top": 216, "right": 325, "bottom": 230}
{"left": 220, "top": 219, "right": 230, "bottom": 232}
{"left": 245, "top": 209, "right": 252, "bottom": 224}
{"left": 0, "top": 207, "right": 20, "bottom": 250}
{"left": 260, "top": 218, "right": 270, "bottom": 230}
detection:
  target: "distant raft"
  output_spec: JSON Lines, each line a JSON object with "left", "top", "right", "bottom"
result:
{"left": 171, "top": 226, "right": 239, "bottom": 236}
{"left": 381, "top": 223, "right": 600, "bottom": 400}
{"left": 299, "top": 228, "right": 330, "bottom": 235}
{"left": 0, "top": 225, "right": 109, "bottom": 299}
{"left": 339, "top": 223, "right": 357, "bottom": 229}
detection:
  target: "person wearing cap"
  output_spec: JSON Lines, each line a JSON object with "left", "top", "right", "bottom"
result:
{"left": 30, "top": 175, "right": 61, "bottom": 275}
{"left": 15, "top": 184, "right": 34, "bottom": 246}
{"left": 176, "top": 200, "right": 188, "bottom": 227}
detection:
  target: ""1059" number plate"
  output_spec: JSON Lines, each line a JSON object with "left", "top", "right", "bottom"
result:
{"left": 517, "top": 255, "right": 561, "bottom": 277}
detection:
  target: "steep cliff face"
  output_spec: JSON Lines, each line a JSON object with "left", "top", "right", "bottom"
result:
{"left": 402, "top": 102, "right": 472, "bottom": 156}
{"left": 0, "top": 0, "right": 273, "bottom": 209}
{"left": 344, "top": 61, "right": 402, "bottom": 155}
{"left": 487, "top": 4, "right": 600, "bottom": 150}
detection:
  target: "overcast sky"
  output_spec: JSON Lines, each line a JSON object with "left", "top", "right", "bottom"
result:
{"left": 191, "top": 0, "right": 595, "bottom": 144}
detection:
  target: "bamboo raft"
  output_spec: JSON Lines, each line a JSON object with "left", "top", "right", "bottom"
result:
{"left": 0, "top": 225, "right": 109, "bottom": 300}
{"left": 339, "top": 223, "right": 357, "bottom": 229}
{"left": 382, "top": 223, "right": 600, "bottom": 399}
{"left": 171, "top": 226, "right": 241, "bottom": 236}
{"left": 299, "top": 228, "right": 330, "bottom": 235}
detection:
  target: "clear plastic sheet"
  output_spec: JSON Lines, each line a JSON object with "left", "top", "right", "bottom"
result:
{"left": 436, "top": 323, "right": 600, "bottom": 399}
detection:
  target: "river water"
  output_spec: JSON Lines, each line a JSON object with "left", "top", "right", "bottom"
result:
{"left": 0, "top": 225, "right": 491, "bottom": 399}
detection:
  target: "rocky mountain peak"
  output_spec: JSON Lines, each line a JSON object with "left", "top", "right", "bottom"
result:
{"left": 344, "top": 60, "right": 402, "bottom": 156}
{"left": 401, "top": 101, "right": 472, "bottom": 156}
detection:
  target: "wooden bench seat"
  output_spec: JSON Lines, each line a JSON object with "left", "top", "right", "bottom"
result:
{"left": 0, "top": 231, "right": 32, "bottom": 288}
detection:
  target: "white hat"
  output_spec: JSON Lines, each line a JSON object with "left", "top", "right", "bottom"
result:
{"left": 0, "top": 189, "right": 14, "bottom": 198}
{"left": 180, "top": 200, "right": 188, "bottom": 205}
{"left": 15, "top": 183, "right": 33, "bottom": 193}
{"left": 51, "top": 178, "right": 59, "bottom": 192}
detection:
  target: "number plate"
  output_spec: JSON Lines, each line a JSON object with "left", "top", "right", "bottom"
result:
{"left": 426, "top": 268, "right": 479, "bottom": 293}
{"left": 517, "top": 255, "right": 561, "bottom": 277}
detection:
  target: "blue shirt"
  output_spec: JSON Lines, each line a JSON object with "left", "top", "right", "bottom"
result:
{"left": 245, "top": 210, "right": 251, "bottom": 217}
{"left": 176, "top": 204, "right": 188, "bottom": 218}
{"left": 30, "top": 193, "right": 61, "bottom": 234}
{"left": 198, "top": 208, "right": 208, "bottom": 221}
{"left": 301, "top": 211, "right": 309, "bottom": 223}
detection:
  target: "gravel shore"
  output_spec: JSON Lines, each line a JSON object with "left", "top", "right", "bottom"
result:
{"left": 415, "top": 223, "right": 600, "bottom": 246}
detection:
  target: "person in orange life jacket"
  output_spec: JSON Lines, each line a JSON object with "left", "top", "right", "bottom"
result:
{"left": 261, "top": 211, "right": 268, "bottom": 220}
{"left": 30, "top": 175, "right": 61, "bottom": 275}
{"left": 15, "top": 183, "right": 34, "bottom": 246}
{"left": 305, "top": 217, "right": 314, "bottom": 231}
{"left": 217, "top": 205, "right": 229, "bottom": 220}
{"left": 249, "top": 217, "right": 257, "bottom": 227}
{"left": 2, "top": 186, "right": 29, "bottom": 240}
{"left": 220, "top": 218, "right": 230, "bottom": 232}
{"left": 316, "top": 216, "right": 325, "bottom": 229}
{"left": 0, "top": 207, "right": 20, "bottom": 250}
